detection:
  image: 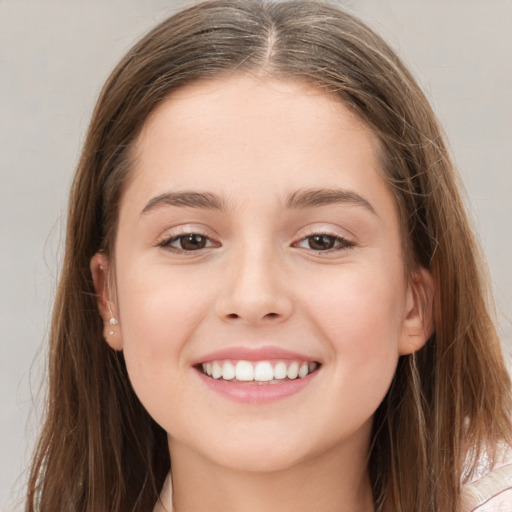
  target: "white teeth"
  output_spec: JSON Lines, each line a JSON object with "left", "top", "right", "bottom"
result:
{"left": 200, "top": 359, "right": 319, "bottom": 382}
{"left": 298, "top": 362, "right": 309, "bottom": 378}
{"left": 286, "top": 362, "right": 299, "bottom": 379}
{"left": 254, "top": 361, "right": 274, "bottom": 381}
{"left": 222, "top": 361, "right": 236, "bottom": 380}
{"left": 235, "top": 361, "right": 254, "bottom": 381}
{"left": 274, "top": 361, "right": 288, "bottom": 380}
{"left": 212, "top": 362, "right": 222, "bottom": 379}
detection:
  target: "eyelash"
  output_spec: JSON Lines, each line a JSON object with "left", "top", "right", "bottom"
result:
{"left": 158, "top": 231, "right": 355, "bottom": 253}
{"left": 158, "top": 232, "right": 218, "bottom": 253}
{"left": 293, "top": 233, "right": 355, "bottom": 253}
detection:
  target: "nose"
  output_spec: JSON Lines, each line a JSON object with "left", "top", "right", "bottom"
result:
{"left": 215, "top": 246, "right": 293, "bottom": 325}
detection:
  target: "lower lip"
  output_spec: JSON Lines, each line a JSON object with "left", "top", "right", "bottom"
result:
{"left": 195, "top": 368, "right": 318, "bottom": 404}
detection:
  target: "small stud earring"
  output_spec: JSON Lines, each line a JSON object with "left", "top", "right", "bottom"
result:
{"left": 107, "top": 302, "right": 118, "bottom": 325}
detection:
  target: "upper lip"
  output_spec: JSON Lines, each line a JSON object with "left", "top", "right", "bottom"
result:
{"left": 191, "top": 346, "right": 319, "bottom": 365}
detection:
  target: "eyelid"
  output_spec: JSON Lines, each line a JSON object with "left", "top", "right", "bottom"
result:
{"left": 156, "top": 225, "right": 221, "bottom": 251}
{"left": 156, "top": 223, "right": 217, "bottom": 241}
{"left": 292, "top": 226, "right": 356, "bottom": 252}
{"left": 294, "top": 234, "right": 354, "bottom": 250}
{"left": 296, "top": 224, "right": 355, "bottom": 241}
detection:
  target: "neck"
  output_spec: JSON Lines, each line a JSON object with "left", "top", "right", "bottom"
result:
{"left": 165, "top": 436, "right": 375, "bottom": 512}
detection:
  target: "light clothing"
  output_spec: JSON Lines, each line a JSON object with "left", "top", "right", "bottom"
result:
{"left": 153, "top": 474, "right": 172, "bottom": 512}
{"left": 463, "top": 462, "right": 512, "bottom": 511}
{"left": 153, "top": 465, "right": 512, "bottom": 512}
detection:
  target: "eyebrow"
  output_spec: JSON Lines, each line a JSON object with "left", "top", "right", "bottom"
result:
{"left": 141, "top": 187, "right": 376, "bottom": 215}
{"left": 286, "top": 188, "right": 376, "bottom": 215}
{"left": 142, "top": 191, "right": 225, "bottom": 214}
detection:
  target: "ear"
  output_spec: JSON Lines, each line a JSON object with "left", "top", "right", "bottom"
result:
{"left": 90, "top": 252, "right": 123, "bottom": 351}
{"left": 398, "top": 267, "right": 435, "bottom": 356}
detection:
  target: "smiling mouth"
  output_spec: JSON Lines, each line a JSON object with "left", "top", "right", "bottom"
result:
{"left": 197, "top": 359, "right": 320, "bottom": 385}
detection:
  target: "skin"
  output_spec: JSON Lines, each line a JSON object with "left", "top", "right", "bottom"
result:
{"left": 91, "top": 75, "right": 432, "bottom": 512}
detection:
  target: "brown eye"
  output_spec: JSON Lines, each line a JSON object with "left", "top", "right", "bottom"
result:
{"left": 178, "top": 234, "right": 208, "bottom": 250}
{"left": 307, "top": 234, "right": 336, "bottom": 250}
{"left": 294, "top": 233, "right": 355, "bottom": 252}
{"left": 160, "top": 233, "right": 215, "bottom": 252}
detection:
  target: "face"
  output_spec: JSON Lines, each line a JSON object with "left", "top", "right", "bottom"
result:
{"left": 92, "top": 75, "right": 430, "bottom": 473}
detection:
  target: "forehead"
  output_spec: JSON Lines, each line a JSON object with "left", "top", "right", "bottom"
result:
{"left": 127, "top": 74, "right": 393, "bottom": 216}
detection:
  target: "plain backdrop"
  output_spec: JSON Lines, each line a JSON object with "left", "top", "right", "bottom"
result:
{"left": 1, "top": 0, "right": 511, "bottom": 509}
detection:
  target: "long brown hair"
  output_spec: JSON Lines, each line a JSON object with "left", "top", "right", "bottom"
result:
{"left": 26, "top": 1, "right": 512, "bottom": 511}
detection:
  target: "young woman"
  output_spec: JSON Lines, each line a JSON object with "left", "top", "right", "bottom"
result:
{"left": 25, "top": 1, "right": 512, "bottom": 511}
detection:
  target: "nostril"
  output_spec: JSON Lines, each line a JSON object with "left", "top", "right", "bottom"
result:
{"left": 225, "top": 312, "right": 278, "bottom": 320}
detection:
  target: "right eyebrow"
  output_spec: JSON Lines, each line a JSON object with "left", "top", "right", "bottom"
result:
{"left": 141, "top": 191, "right": 225, "bottom": 215}
{"left": 285, "top": 187, "right": 377, "bottom": 216}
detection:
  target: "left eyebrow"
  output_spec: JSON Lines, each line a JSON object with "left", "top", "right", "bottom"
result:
{"left": 141, "top": 191, "right": 225, "bottom": 215}
{"left": 285, "top": 188, "right": 377, "bottom": 215}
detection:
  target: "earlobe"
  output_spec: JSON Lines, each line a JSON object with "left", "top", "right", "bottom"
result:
{"left": 398, "top": 267, "right": 435, "bottom": 356}
{"left": 90, "top": 252, "right": 123, "bottom": 351}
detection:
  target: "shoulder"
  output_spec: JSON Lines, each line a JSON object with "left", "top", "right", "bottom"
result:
{"left": 462, "top": 447, "right": 512, "bottom": 511}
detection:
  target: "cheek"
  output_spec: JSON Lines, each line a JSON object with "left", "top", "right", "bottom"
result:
{"left": 310, "top": 264, "right": 405, "bottom": 337}
{"left": 113, "top": 264, "right": 209, "bottom": 411}
{"left": 303, "top": 261, "right": 406, "bottom": 384}
{"left": 117, "top": 261, "right": 207, "bottom": 348}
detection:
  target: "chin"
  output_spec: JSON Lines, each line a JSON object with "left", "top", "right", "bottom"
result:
{"left": 171, "top": 426, "right": 314, "bottom": 474}
{"left": 208, "top": 443, "right": 310, "bottom": 474}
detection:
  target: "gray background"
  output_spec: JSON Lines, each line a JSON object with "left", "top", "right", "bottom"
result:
{"left": 1, "top": 0, "right": 511, "bottom": 509}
